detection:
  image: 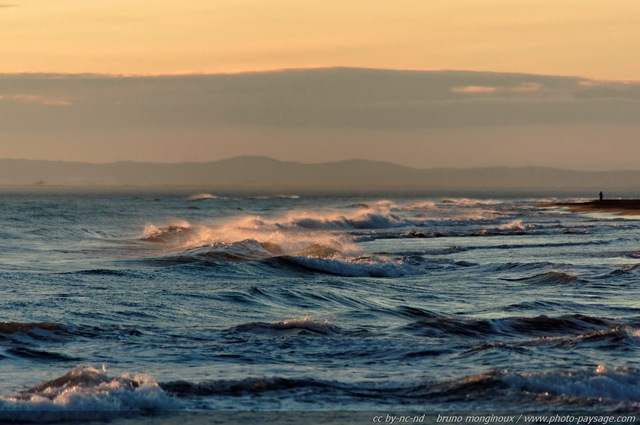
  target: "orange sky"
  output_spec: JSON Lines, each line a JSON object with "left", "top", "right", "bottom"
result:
{"left": 2, "top": 0, "right": 639, "bottom": 80}
{"left": 1, "top": 1, "right": 639, "bottom": 169}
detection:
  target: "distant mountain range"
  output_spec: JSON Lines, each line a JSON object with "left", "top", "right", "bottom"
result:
{"left": 1, "top": 156, "right": 639, "bottom": 191}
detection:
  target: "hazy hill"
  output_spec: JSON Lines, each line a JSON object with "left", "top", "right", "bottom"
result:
{"left": 1, "top": 156, "right": 639, "bottom": 190}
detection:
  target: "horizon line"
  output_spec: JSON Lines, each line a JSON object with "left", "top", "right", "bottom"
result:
{"left": 1, "top": 155, "right": 639, "bottom": 173}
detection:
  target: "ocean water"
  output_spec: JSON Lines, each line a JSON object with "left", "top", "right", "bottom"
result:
{"left": 0, "top": 189, "right": 639, "bottom": 423}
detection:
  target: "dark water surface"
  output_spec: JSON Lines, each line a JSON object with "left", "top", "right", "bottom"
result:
{"left": 0, "top": 190, "right": 639, "bottom": 422}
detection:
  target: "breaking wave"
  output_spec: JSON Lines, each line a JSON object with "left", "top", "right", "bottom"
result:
{"left": 439, "top": 198, "right": 505, "bottom": 206}
{"left": 474, "top": 220, "right": 528, "bottom": 236}
{"left": 140, "top": 217, "right": 355, "bottom": 256}
{"left": 187, "top": 193, "right": 222, "bottom": 201}
{"left": 230, "top": 316, "right": 342, "bottom": 336}
{"left": 140, "top": 201, "right": 434, "bottom": 249}
{"left": 0, "top": 366, "right": 178, "bottom": 418}
{"left": 502, "top": 365, "right": 640, "bottom": 405}
{"left": 146, "top": 239, "right": 431, "bottom": 277}
{"left": 423, "top": 366, "right": 640, "bottom": 409}
{"left": 279, "top": 255, "right": 425, "bottom": 277}
{"left": 164, "top": 239, "right": 281, "bottom": 263}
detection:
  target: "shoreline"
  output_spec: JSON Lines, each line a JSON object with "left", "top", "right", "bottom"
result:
{"left": 544, "top": 199, "right": 640, "bottom": 215}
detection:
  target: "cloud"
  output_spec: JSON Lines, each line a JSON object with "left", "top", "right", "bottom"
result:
{"left": 511, "top": 82, "right": 542, "bottom": 93}
{"left": 3, "top": 94, "right": 73, "bottom": 106}
{"left": 451, "top": 86, "right": 497, "bottom": 94}
{"left": 452, "top": 82, "right": 542, "bottom": 94}
{"left": 0, "top": 68, "right": 638, "bottom": 132}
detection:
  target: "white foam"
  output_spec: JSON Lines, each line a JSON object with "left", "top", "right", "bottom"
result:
{"left": 279, "top": 315, "right": 339, "bottom": 333}
{"left": 504, "top": 366, "right": 640, "bottom": 402}
{"left": 277, "top": 206, "right": 415, "bottom": 231}
{"left": 143, "top": 219, "right": 192, "bottom": 237}
{"left": 0, "top": 366, "right": 179, "bottom": 413}
{"left": 475, "top": 219, "right": 527, "bottom": 235}
{"left": 286, "top": 254, "right": 423, "bottom": 278}
{"left": 497, "top": 220, "right": 526, "bottom": 231}
{"left": 141, "top": 200, "right": 436, "bottom": 256}
{"left": 143, "top": 210, "right": 369, "bottom": 255}
{"left": 187, "top": 193, "right": 220, "bottom": 201}
{"left": 398, "top": 201, "right": 437, "bottom": 210}
{"left": 440, "top": 198, "right": 504, "bottom": 206}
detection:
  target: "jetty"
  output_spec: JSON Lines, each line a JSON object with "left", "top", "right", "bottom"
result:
{"left": 545, "top": 199, "right": 640, "bottom": 215}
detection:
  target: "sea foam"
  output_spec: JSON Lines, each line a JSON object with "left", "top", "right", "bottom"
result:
{"left": 0, "top": 365, "right": 178, "bottom": 416}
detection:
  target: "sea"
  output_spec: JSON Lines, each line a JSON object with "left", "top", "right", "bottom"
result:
{"left": 0, "top": 189, "right": 639, "bottom": 424}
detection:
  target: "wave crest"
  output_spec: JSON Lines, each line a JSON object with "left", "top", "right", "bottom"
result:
{"left": 404, "top": 314, "right": 614, "bottom": 339}
{"left": 426, "top": 366, "right": 640, "bottom": 408}
{"left": 1, "top": 365, "right": 178, "bottom": 415}
{"left": 281, "top": 255, "right": 425, "bottom": 277}
{"left": 503, "top": 271, "right": 580, "bottom": 285}
{"left": 0, "top": 322, "right": 63, "bottom": 337}
{"left": 187, "top": 193, "right": 221, "bottom": 201}
{"left": 231, "top": 316, "right": 341, "bottom": 336}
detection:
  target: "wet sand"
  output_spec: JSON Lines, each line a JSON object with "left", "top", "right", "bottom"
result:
{"left": 544, "top": 199, "right": 640, "bottom": 215}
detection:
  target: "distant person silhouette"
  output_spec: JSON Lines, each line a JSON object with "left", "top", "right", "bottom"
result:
{"left": 599, "top": 191, "right": 603, "bottom": 201}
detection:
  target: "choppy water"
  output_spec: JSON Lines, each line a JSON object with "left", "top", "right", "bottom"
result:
{"left": 1, "top": 189, "right": 639, "bottom": 423}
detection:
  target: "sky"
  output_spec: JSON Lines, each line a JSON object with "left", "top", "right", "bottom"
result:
{"left": 1, "top": 0, "right": 639, "bottom": 169}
